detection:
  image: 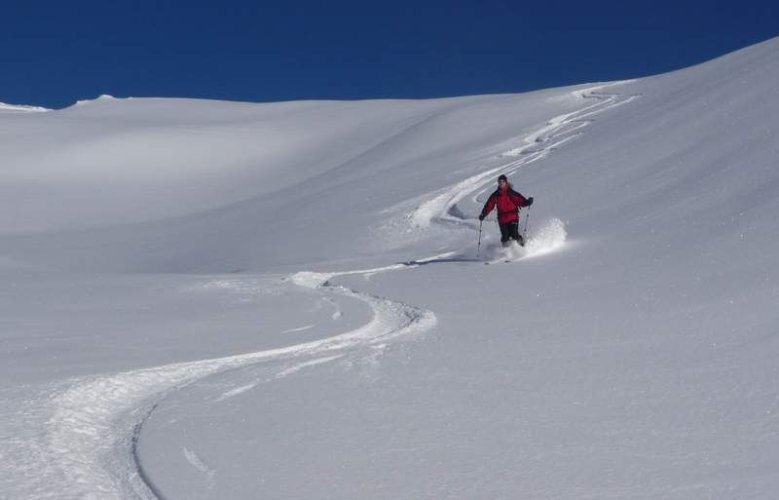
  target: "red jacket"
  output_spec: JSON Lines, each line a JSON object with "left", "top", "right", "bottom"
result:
{"left": 481, "top": 186, "right": 529, "bottom": 224}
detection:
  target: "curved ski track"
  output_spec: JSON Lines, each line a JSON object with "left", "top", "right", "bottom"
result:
{"left": 410, "top": 82, "right": 640, "bottom": 230}
{"left": 7, "top": 82, "right": 638, "bottom": 499}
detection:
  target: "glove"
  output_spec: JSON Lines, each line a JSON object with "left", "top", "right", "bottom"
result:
{"left": 478, "top": 214, "right": 485, "bottom": 221}
{"left": 526, "top": 196, "right": 534, "bottom": 206}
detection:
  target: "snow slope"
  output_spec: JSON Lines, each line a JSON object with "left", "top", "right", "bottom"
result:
{"left": 2, "top": 37, "right": 779, "bottom": 499}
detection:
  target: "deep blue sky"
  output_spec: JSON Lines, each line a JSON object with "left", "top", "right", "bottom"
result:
{"left": 3, "top": 0, "right": 778, "bottom": 109}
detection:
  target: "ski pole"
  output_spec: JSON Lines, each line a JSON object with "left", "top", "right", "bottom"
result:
{"left": 477, "top": 220, "right": 483, "bottom": 257}
{"left": 521, "top": 206, "right": 532, "bottom": 243}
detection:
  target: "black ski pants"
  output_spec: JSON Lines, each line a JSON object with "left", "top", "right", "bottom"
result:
{"left": 499, "top": 222, "right": 522, "bottom": 246}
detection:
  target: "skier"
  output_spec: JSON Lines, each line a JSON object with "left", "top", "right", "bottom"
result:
{"left": 478, "top": 174, "right": 533, "bottom": 247}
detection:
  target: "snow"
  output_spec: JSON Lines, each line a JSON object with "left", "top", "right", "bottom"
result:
{"left": 74, "top": 94, "right": 119, "bottom": 106}
{"left": 2, "top": 36, "right": 779, "bottom": 499}
{"left": 0, "top": 101, "right": 49, "bottom": 113}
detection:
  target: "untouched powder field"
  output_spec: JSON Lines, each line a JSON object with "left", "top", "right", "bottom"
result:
{"left": 1, "top": 37, "right": 778, "bottom": 499}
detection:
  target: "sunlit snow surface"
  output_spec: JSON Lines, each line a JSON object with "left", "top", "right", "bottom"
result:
{"left": 2, "top": 37, "right": 779, "bottom": 499}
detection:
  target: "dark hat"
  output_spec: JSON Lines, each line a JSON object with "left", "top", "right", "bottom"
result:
{"left": 498, "top": 174, "right": 508, "bottom": 182}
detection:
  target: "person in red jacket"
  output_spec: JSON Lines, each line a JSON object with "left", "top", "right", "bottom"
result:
{"left": 479, "top": 174, "right": 534, "bottom": 246}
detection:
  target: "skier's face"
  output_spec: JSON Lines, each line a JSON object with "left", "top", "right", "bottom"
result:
{"left": 498, "top": 179, "right": 508, "bottom": 190}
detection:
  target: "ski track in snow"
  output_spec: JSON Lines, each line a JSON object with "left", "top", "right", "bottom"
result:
{"left": 281, "top": 323, "right": 316, "bottom": 334}
{"left": 410, "top": 82, "right": 639, "bottom": 260}
{"left": 6, "top": 82, "right": 638, "bottom": 499}
{"left": 182, "top": 448, "right": 215, "bottom": 490}
{"left": 5, "top": 268, "right": 435, "bottom": 500}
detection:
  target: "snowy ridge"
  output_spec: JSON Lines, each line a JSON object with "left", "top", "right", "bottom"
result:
{"left": 73, "top": 94, "right": 119, "bottom": 107}
{"left": 0, "top": 101, "right": 49, "bottom": 113}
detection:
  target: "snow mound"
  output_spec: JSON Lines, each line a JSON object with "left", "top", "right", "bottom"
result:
{"left": 73, "top": 94, "right": 119, "bottom": 106}
{"left": 289, "top": 271, "right": 334, "bottom": 289}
